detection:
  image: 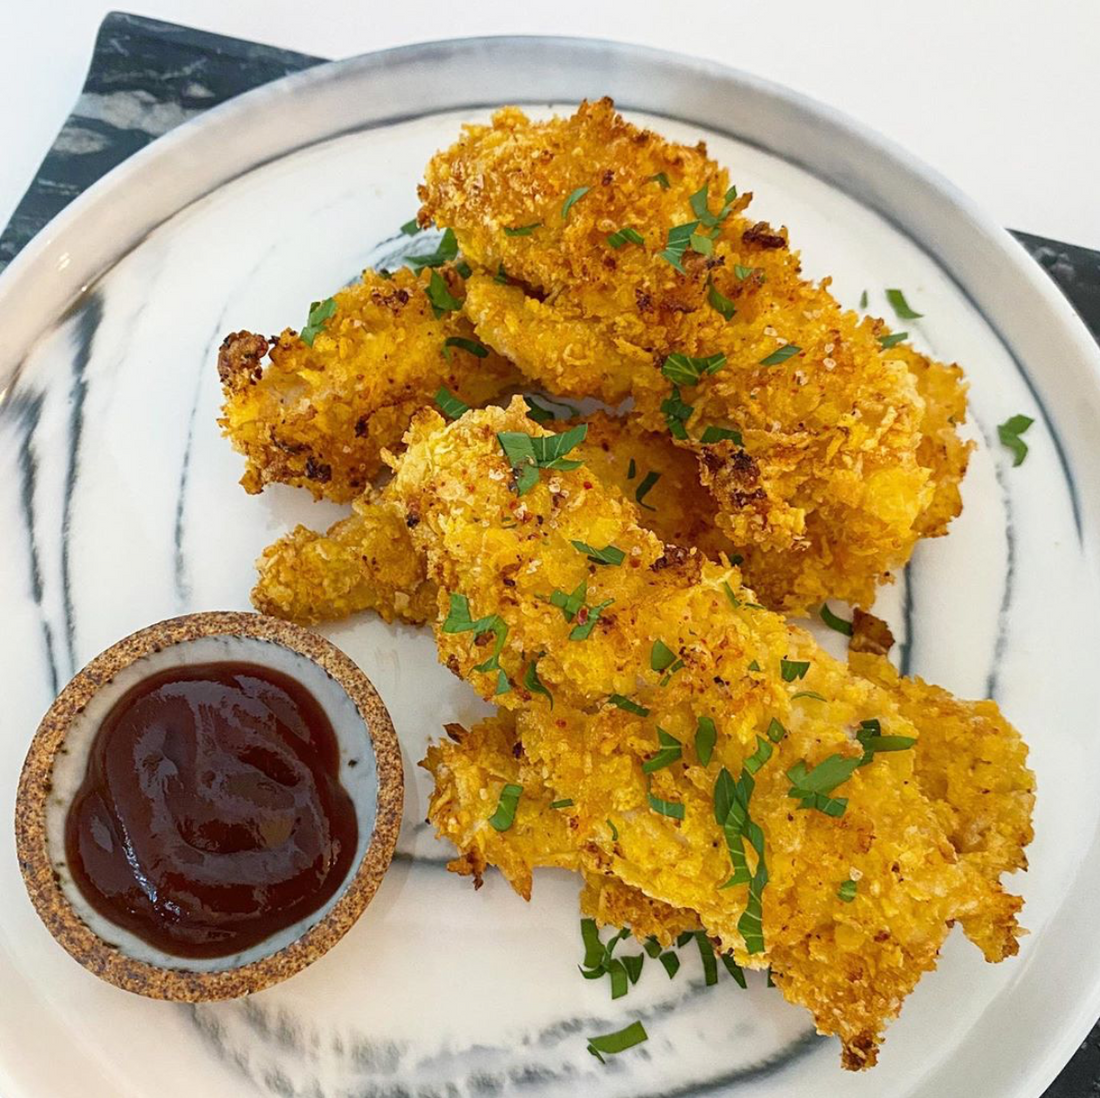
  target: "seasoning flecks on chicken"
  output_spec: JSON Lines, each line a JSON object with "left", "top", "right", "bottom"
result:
{"left": 418, "top": 99, "right": 972, "bottom": 611}
{"left": 392, "top": 398, "right": 1031, "bottom": 1068}
{"left": 218, "top": 265, "right": 519, "bottom": 502}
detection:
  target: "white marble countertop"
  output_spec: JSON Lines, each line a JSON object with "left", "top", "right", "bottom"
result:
{"left": 1, "top": 0, "right": 1099, "bottom": 251}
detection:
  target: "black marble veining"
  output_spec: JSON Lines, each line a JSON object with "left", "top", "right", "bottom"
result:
{"left": 0, "top": 13, "right": 1097, "bottom": 1096}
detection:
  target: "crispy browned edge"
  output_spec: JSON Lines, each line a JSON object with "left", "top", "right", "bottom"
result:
{"left": 14, "top": 610, "right": 404, "bottom": 1001}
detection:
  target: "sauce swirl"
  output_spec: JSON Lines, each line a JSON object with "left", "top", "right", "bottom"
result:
{"left": 64, "top": 662, "right": 358, "bottom": 958}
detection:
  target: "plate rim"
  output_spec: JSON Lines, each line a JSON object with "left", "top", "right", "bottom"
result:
{"left": 0, "top": 34, "right": 1098, "bottom": 1098}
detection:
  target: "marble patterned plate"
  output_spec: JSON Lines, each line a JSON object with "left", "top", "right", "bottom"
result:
{"left": 1, "top": 37, "right": 1099, "bottom": 1098}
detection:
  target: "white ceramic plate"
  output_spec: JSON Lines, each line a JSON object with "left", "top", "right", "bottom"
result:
{"left": 1, "top": 37, "right": 1099, "bottom": 1098}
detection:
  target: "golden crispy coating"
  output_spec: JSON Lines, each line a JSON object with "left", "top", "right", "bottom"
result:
{"left": 251, "top": 492, "right": 436, "bottom": 625}
{"left": 218, "top": 265, "right": 519, "bottom": 502}
{"left": 393, "top": 398, "right": 1030, "bottom": 1069}
{"left": 419, "top": 100, "right": 972, "bottom": 610}
{"left": 249, "top": 410, "right": 736, "bottom": 625}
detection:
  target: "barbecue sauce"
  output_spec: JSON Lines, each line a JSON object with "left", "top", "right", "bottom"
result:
{"left": 64, "top": 662, "right": 358, "bottom": 958}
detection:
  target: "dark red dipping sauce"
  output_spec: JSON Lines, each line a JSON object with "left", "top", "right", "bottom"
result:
{"left": 64, "top": 662, "right": 358, "bottom": 958}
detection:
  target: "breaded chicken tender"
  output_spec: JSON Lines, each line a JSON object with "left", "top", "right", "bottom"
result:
{"left": 218, "top": 265, "right": 518, "bottom": 502}
{"left": 250, "top": 410, "right": 735, "bottom": 624}
{"left": 391, "top": 398, "right": 1030, "bottom": 1069}
{"left": 418, "top": 100, "right": 973, "bottom": 610}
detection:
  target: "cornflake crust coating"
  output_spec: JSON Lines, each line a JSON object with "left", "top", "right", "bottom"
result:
{"left": 390, "top": 398, "right": 1031, "bottom": 1071}
{"left": 418, "top": 99, "right": 973, "bottom": 611}
{"left": 218, "top": 265, "right": 518, "bottom": 502}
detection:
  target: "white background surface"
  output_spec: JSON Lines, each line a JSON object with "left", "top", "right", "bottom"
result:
{"left": 1, "top": 0, "right": 1099, "bottom": 251}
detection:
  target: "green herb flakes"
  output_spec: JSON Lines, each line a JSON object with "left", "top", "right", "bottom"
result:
{"left": 607, "top": 818, "right": 619, "bottom": 842}
{"left": 820, "top": 603, "right": 853, "bottom": 636}
{"left": 792, "top": 691, "right": 827, "bottom": 702}
{"left": 878, "top": 331, "right": 908, "bottom": 349}
{"left": 570, "top": 599, "right": 613, "bottom": 641}
{"left": 734, "top": 264, "right": 754, "bottom": 280}
{"left": 572, "top": 540, "right": 626, "bottom": 566}
{"left": 648, "top": 172, "right": 671, "bottom": 189}
{"left": 998, "top": 414, "right": 1035, "bottom": 467}
{"left": 658, "top": 220, "right": 702, "bottom": 273}
{"left": 838, "top": 877, "right": 858, "bottom": 903}
{"left": 608, "top": 226, "right": 645, "bottom": 249}
{"left": 442, "top": 594, "right": 508, "bottom": 676}
{"left": 859, "top": 289, "right": 868, "bottom": 309}
{"left": 609, "top": 693, "right": 650, "bottom": 716}
{"left": 523, "top": 658, "right": 553, "bottom": 707}
{"left": 488, "top": 783, "right": 522, "bottom": 831}
{"left": 856, "top": 718, "right": 917, "bottom": 765}
{"left": 766, "top": 718, "right": 787, "bottom": 743}
{"left": 695, "top": 930, "right": 719, "bottom": 985}
{"left": 886, "top": 288, "right": 923, "bottom": 319}
{"left": 497, "top": 423, "right": 587, "bottom": 495}
{"left": 425, "top": 269, "right": 462, "bottom": 317}
{"left": 400, "top": 218, "right": 420, "bottom": 236}
{"left": 661, "top": 385, "right": 694, "bottom": 439}
{"left": 434, "top": 386, "right": 470, "bottom": 419}
{"left": 406, "top": 227, "right": 458, "bottom": 272}
{"left": 787, "top": 754, "right": 862, "bottom": 817}
{"left": 504, "top": 222, "right": 542, "bottom": 236}
{"left": 651, "top": 639, "right": 678, "bottom": 672}
{"left": 635, "top": 470, "right": 661, "bottom": 510}
{"left": 561, "top": 186, "right": 590, "bottom": 220}
{"left": 648, "top": 789, "right": 686, "bottom": 820}
{"left": 587, "top": 1021, "right": 648, "bottom": 1064}
{"left": 300, "top": 297, "right": 336, "bottom": 346}
{"left": 642, "top": 728, "right": 683, "bottom": 774}
{"left": 659, "top": 951, "right": 681, "bottom": 978}
{"left": 550, "top": 580, "right": 587, "bottom": 621}
{"left": 495, "top": 262, "right": 509, "bottom": 284}
{"left": 524, "top": 395, "right": 556, "bottom": 425}
{"left": 743, "top": 735, "right": 773, "bottom": 775}
{"left": 551, "top": 799, "right": 574, "bottom": 809}
{"left": 721, "top": 953, "right": 748, "bottom": 988}
{"left": 700, "top": 425, "right": 743, "bottom": 445}
{"left": 695, "top": 716, "right": 717, "bottom": 766}
{"left": 443, "top": 336, "right": 489, "bottom": 359}
{"left": 759, "top": 344, "right": 801, "bottom": 366}
{"left": 780, "top": 658, "right": 810, "bottom": 682}
{"left": 662, "top": 352, "right": 727, "bottom": 386}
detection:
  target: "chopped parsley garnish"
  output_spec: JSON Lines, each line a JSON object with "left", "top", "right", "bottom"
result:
{"left": 837, "top": 877, "right": 858, "bottom": 903}
{"left": 759, "top": 344, "right": 801, "bottom": 366}
{"left": 572, "top": 540, "right": 625, "bottom": 566}
{"left": 504, "top": 222, "right": 541, "bottom": 236}
{"left": 859, "top": 289, "right": 868, "bottom": 309}
{"left": 642, "top": 728, "right": 683, "bottom": 774}
{"left": 747, "top": 659, "right": 761, "bottom": 672}
{"left": 609, "top": 693, "right": 650, "bottom": 716}
{"left": 998, "top": 414, "right": 1034, "bottom": 467}
{"left": 689, "top": 182, "right": 738, "bottom": 228}
{"left": 878, "top": 331, "right": 908, "bottom": 349}
{"left": 581, "top": 917, "right": 605, "bottom": 968}
{"left": 455, "top": 260, "right": 472, "bottom": 278}
{"left": 561, "top": 186, "right": 590, "bottom": 220}
{"left": 740, "top": 860, "right": 768, "bottom": 954}
{"left": 494, "top": 262, "right": 509, "bottom": 284}
{"left": 648, "top": 172, "right": 671, "bottom": 188}
{"left": 494, "top": 670, "right": 511, "bottom": 695}
{"left": 607, "top": 818, "right": 619, "bottom": 842}
{"left": 700, "top": 426, "right": 742, "bottom": 445}
{"left": 792, "top": 691, "right": 827, "bottom": 702}
{"left": 647, "top": 787, "right": 685, "bottom": 820}
{"left": 523, "top": 657, "right": 553, "bottom": 707}
{"left": 635, "top": 470, "right": 661, "bottom": 510}
{"left": 722, "top": 581, "right": 741, "bottom": 608}
{"left": 658, "top": 220, "right": 703, "bottom": 273}
{"left": 300, "top": 297, "right": 337, "bottom": 347}
{"left": 734, "top": 264, "right": 754, "bottom": 280}
{"left": 721, "top": 953, "right": 748, "bottom": 988}
{"left": 780, "top": 658, "right": 810, "bottom": 682}
{"left": 550, "top": 580, "right": 587, "bottom": 621}
{"left": 400, "top": 218, "right": 420, "bottom": 236}
{"left": 524, "top": 396, "right": 555, "bottom": 424}
{"left": 488, "top": 783, "right": 522, "bottom": 831}
{"left": 406, "top": 227, "right": 458, "bottom": 272}
{"left": 442, "top": 593, "right": 508, "bottom": 679}
{"left": 622, "top": 953, "right": 643, "bottom": 984}
{"left": 425, "top": 269, "right": 463, "bottom": 317}
{"left": 651, "top": 639, "right": 678, "bottom": 672}
{"left": 497, "top": 423, "right": 587, "bottom": 495}
{"left": 695, "top": 715, "right": 717, "bottom": 766}
{"left": 695, "top": 930, "right": 718, "bottom": 986}
{"left": 787, "top": 754, "right": 862, "bottom": 817}
{"left": 627, "top": 458, "right": 637, "bottom": 480}
{"left": 713, "top": 766, "right": 769, "bottom": 952}
{"left": 676, "top": 930, "right": 695, "bottom": 948}
{"left": 550, "top": 799, "right": 574, "bottom": 809}
{"left": 707, "top": 279, "right": 737, "bottom": 320}
{"left": 856, "top": 718, "right": 916, "bottom": 765}
{"left": 443, "top": 336, "right": 489, "bottom": 359}
{"left": 766, "top": 718, "right": 787, "bottom": 743}
{"left": 886, "top": 287, "right": 923, "bottom": 319}
{"left": 743, "top": 734, "right": 773, "bottom": 774}
{"left": 662, "top": 352, "right": 727, "bottom": 386}
{"left": 661, "top": 385, "right": 694, "bottom": 439}
{"left": 434, "top": 386, "right": 470, "bottom": 419}
{"left": 690, "top": 227, "right": 717, "bottom": 255}
{"left": 820, "top": 603, "right": 853, "bottom": 636}
{"left": 608, "top": 226, "right": 645, "bottom": 249}
{"left": 659, "top": 951, "right": 681, "bottom": 978}
{"left": 644, "top": 937, "right": 662, "bottom": 958}
{"left": 570, "top": 599, "right": 613, "bottom": 641}
{"left": 587, "top": 1021, "right": 648, "bottom": 1063}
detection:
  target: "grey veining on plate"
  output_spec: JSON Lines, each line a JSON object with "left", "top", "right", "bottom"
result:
{"left": 1, "top": 19, "right": 1099, "bottom": 1098}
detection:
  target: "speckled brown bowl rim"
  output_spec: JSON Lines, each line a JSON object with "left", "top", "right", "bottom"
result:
{"left": 14, "top": 611, "right": 404, "bottom": 1001}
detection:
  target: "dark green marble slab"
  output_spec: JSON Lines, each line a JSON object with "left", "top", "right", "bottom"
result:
{"left": 0, "top": 13, "right": 1096, "bottom": 1096}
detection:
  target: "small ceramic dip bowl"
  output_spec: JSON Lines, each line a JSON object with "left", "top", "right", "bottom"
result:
{"left": 14, "top": 611, "right": 403, "bottom": 1000}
